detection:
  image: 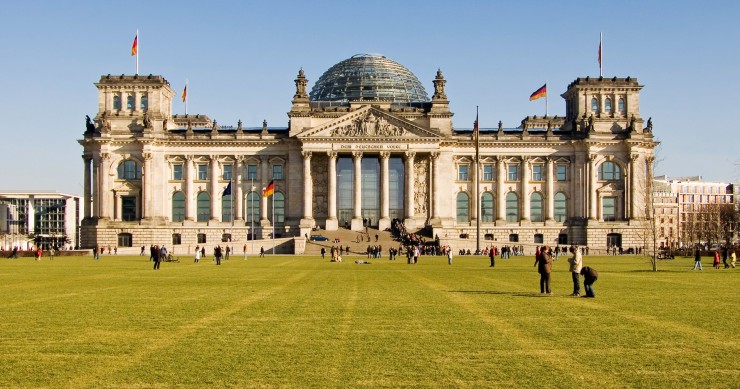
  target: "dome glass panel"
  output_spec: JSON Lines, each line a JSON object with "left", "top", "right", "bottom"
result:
{"left": 309, "top": 54, "right": 430, "bottom": 103}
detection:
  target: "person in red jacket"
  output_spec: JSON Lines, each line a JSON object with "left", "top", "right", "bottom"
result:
{"left": 534, "top": 246, "right": 554, "bottom": 294}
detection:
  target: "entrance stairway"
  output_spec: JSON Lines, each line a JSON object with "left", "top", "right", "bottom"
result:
{"left": 303, "top": 227, "right": 403, "bottom": 257}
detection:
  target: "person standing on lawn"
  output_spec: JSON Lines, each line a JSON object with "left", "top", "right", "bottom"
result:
{"left": 693, "top": 247, "right": 703, "bottom": 270}
{"left": 568, "top": 246, "right": 583, "bottom": 296}
{"left": 534, "top": 246, "right": 554, "bottom": 294}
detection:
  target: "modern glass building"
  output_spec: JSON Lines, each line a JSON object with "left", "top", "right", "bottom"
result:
{"left": 79, "top": 54, "right": 658, "bottom": 253}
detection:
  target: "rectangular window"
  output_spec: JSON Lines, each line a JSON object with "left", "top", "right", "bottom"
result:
{"left": 458, "top": 165, "right": 469, "bottom": 181}
{"left": 556, "top": 165, "right": 568, "bottom": 181}
{"left": 273, "top": 164, "right": 283, "bottom": 180}
{"left": 122, "top": 196, "right": 137, "bottom": 221}
{"left": 532, "top": 165, "right": 543, "bottom": 181}
{"left": 603, "top": 197, "right": 617, "bottom": 221}
{"left": 173, "top": 164, "right": 183, "bottom": 180}
{"left": 172, "top": 233, "right": 182, "bottom": 245}
{"left": 247, "top": 164, "right": 257, "bottom": 180}
{"left": 223, "top": 165, "right": 233, "bottom": 180}
{"left": 482, "top": 164, "right": 494, "bottom": 181}
{"left": 558, "top": 233, "right": 568, "bottom": 245}
{"left": 198, "top": 164, "right": 208, "bottom": 180}
{"left": 197, "top": 233, "right": 206, "bottom": 244}
{"left": 507, "top": 165, "right": 519, "bottom": 181}
{"left": 126, "top": 95, "right": 135, "bottom": 110}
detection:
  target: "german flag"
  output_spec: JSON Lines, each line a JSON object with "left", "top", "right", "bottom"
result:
{"left": 529, "top": 84, "right": 547, "bottom": 101}
{"left": 263, "top": 180, "right": 275, "bottom": 198}
{"left": 181, "top": 84, "right": 187, "bottom": 103}
{"left": 131, "top": 34, "right": 138, "bottom": 56}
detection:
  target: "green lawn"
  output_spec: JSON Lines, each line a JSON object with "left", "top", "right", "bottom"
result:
{"left": 0, "top": 253, "right": 737, "bottom": 388}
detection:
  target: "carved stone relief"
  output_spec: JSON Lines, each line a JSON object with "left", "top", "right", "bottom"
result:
{"left": 413, "top": 157, "right": 428, "bottom": 217}
{"left": 331, "top": 111, "right": 406, "bottom": 137}
{"left": 311, "top": 153, "right": 328, "bottom": 219}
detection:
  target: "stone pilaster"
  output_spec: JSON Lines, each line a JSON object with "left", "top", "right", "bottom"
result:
{"left": 326, "top": 152, "right": 338, "bottom": 230}
{"left": 379, "top": 151, "right": 391, "bottom": 231}
{"left": 351, "top": 151, "right": 363, "bottom": 231}
{"left": 404, "top": 151, "right": 416, "bottom": 230}
{"left": 496, "top": 156, "right": 506, "bottom": 222}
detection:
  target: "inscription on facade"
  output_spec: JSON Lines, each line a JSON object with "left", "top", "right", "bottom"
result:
{"left": 335, "top": 144, "right": 406, "bottom": 151}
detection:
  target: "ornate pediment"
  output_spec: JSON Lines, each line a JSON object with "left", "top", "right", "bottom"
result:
{"left": 112, "top": 181, "right": 141, "bottom": 193}
{"left": 597, "top": 182, "right": 623, "bottom": 193}
{"left": 297, "top": 106, "right": 439, "bottom": 140}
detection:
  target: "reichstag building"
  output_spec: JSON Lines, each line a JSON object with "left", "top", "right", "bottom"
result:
{"left": 79, "top": 54, "right": 657, "bottom": 253}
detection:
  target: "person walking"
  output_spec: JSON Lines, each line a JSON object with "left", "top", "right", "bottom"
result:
{"left": 320, "top": 247, "right": 326, "bottom": 260}
{"left": 730, "top": 250, "right": 736, "bottom": 269}
{"left": 534, "top": 246, "right": 554, "bottom": 294}
{"left": 580, "top": 266, "right": 598, "bottom": 298}
{"left": 713, "top": 250, "right": 721, "bottom": 269}
{"left": 194, "top": 246, "right": 201, "bottom": 263}
{"left": 567, "top": 246, "right": 583, "bottom": 296}
{"left": 153, "top": 245, "right": 161, "bottom": 270}
{"left": 215, "top": 246, "right": 222, "bottom": 265}
{"left": 489, "top": 247, "right": 495, "bottom": 267}
{"left": 722, "top": 247, "right": 729, "bottom": 269}
{"left": 693, "top": 247, "right": 703, "bottom": 270}
{"left": 243, "top": 244, "right": 248, "bottom": 260}
{"left": 447, "top": 247, "right": 453, "bottom": 265}
{"left": 260, "top": 246, "right": 265, "bottom": 258}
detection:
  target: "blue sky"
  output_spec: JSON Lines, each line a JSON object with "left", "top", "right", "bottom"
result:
{"left": 1, "top": 0, "right": 738, "bottom": 196}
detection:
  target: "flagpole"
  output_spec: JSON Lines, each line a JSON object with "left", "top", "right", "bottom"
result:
{"left": 135, "top": 29, "right": 139, "bottom": 75}
{"left": 545, "top": 82, "right": 548, "bottom": 117}
{"left": 599, "top": 32, "right": 603, "bottom": 77}
{"left": 185, "top": 79, "right": 188, "bottom": 115}
{"left": 272, "top": 190, "right": 275, "bottom": 255}
{"left": 475, "top": 106, "right": 480, "bottom": 254}
{"left": 230, "top": 178, "right": 233, "bottom": 241}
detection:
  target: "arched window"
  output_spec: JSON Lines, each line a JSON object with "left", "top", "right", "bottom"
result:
{"left": 196, "top": 192, "right": 210, "bottom": 222}
{"left": 172, "top": 191, "right": 185, "bottom": 222}
{"left": 506, "top": 192, "right": 519, "bottom": 222}
{"left": 222, "top": 194, "right": 232, "bottom": 222}
{"left": 481, "top": 192, "right": 494, "bottom": 222}
{"left": 246, "top": 192, "right": 260, "bottom": 223}
{"left": 140, "top": 95, "right": 148, "bottom": 111}
{"left": 599, "top": 161, "right": 622, "bottom": 181}
{"left": 591, "top": 97, "right": 599, "bottom": 111}
{"left": 605, "top": 98, "right": 612, "bottom": 112}
{"left": 113, "top": 95, "right": 121, "bottom": 110}
{"left": 117, "top": 160, "right": 141, "bottom": 180}
{"left": 456, "top": 192, "right": 470, "bottom": 223}
{"left": 554, "top": 192, "right": 567, "bottom": 222}
{"left": 530, "top": 192, "right": 544, "bottom": 222}
{"left": 126, "top": 95, "right": 135, "bottom": 110}
{"left": 618, "top": 98, "right": 626, "bottom": 113}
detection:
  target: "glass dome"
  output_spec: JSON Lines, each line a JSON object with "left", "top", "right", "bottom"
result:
{"left": 309, "top": 54, "right": 430, "bottom": 103}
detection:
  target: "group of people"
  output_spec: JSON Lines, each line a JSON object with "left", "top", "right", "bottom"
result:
{"left": 693, "top": 246, "right": 737, "bottom": 270}
{"left": 534, "top": 246, "right": 598, "bottom": 298}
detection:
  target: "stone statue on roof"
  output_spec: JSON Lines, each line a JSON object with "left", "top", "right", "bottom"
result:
{"left": 85, "top": 115, "right": 95, "bottom": 134}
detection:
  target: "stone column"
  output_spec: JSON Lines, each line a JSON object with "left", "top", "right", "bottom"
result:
{"left": 496, "top": 156, "right": 506, "bottom": 222}
{"left": 185, "top": 155, "right": 195, "bottom": 221}
{"left": 260, "top": 156, "right": 270, "bottom": 224}
{"left": 431, "top": 152, "right": 441, "bottom": 221}
{"left": 83, "top": 156, "right": 92, "bottom": 219}
{"left": 378, "top": 152, "right": 391, "bottom": 231}
{"left": 142, "top": 153, "right": 152, "bottom": 220}
{"left": 99, "top": 153, "right": 111, "bottom": 220}
{"left": 351, "top": 151, "right": 363, "bottom": 230}
{"left": 404, "top": 152, "right": 416, "bottom": 228}
{"left": 302, "top": 151, "right": 314, "bottom": 221}
{"left": 629, "top": 154, "right": 638, "bottom": 220}
{"left": 92, "top": 156, "right": 100, "bottom": 218}
{"left": 588, "top": 154, "right": 598, "bottom": 220}
{"left": 546, "top": 157, "right": 555, "bottom": 221}
{"left": 210, "top": 156, "right": 220, "bottom": 221}
{"left": 521, "top": 157, "right": 530, "bottom": 222}
{"left": 326, "top": 152, "right": 338, "bottom": 230}
{"left": 235, "top": 157, "right": 244, "bottom": 221}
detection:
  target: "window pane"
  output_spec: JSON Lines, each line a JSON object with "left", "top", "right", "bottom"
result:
{"left": 173, "top": 164, "right": 183, "bottom": 180}
{"left": 223, "top": 165, "right": 233, "bottom": 180}
{"left": 556, "top": 165, "right": 567, "bottom": 181}
{"left": 508, "top": 165, "right": 519, "bottom": 181}
{"left": 603, "top": 197, "right": 616, "bottom": 221}
{"left": 113, "top": 95, "right": 121, "bottom": 110}
{"left": 481, "top": 192, "right": 494, "bottom": 222}
{"left": 122, "top": 196, "right": 137, "bottom": 221}
{"left": 483, "top": 165, "right": 493, "bottom": 181}
{"left": 456, "top": 193, "right": 469, "bottom": 223}
{"left": 197, "top": 192, "right": 210, "bottom": 222}
{"left": 618, "top": 98, "right": 625, "bottom": 112}
{"left": 530, "top": 193, "right": 543, "bottom": 222}
{"left": 272, "top": 165, "right": 283, "bottom": 180}
{"left": 591, "top": 98, "right": 598, "bottom": 111}
{"left": 274, "top": 192, "right": 285, "bottom": 225}
{"left": 247, "top": 164, "right": 257, "bottom": 180}
{"left": 532, "top": 166, "right": 543, "bottom": 181}
{"left": 458, "top": 165, "right": 469, "bottom": 181}
{"left": 127, "top": 95, "right": 135, "bottom": 110}
{"left": 246, "top": 192, "right": 260, "bottom": 223}
{"left": 506, "top": 192, "right": 519, "bottom": 222}
{"left": 172, "top": 192, "right": 185, "bottom": 222}
{"left": 140, "top": 95, "right": 148, "bottom": 111}
{"left": 222, "top": 195, "right": 232, "bottom": 222}
{"left": 198, "top": 165, "right": 208, "bottom": 180}
{"left": 554, "top": 193, "right": 567, "bottom": 222}
{"left": 605, "top": 98, "right": 612, "bottom": 112}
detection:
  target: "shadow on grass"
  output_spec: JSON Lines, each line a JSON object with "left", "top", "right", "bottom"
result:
{"left": 449, "top": 290, "right": 564, "bottom": 298}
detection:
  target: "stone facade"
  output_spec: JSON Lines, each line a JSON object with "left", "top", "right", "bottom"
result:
{"left": 79, "top": 58, "right": 658, "bottom": 253}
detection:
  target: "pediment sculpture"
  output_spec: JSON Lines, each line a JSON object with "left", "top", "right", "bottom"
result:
{"left": 331, "top": 112, "right": 406, "bottom": 137}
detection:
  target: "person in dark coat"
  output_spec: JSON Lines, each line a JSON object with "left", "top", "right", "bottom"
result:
{"left": 153, "top": 245, "right": 161, "bottom": 270}
{"left": 580, "top": 266, "right": 598, "bottom": 298}
{"left": 533, "top": 246, "right": 554, "bottom": 294}
{"left": 489, "top": 247, "right": 495, "bottom": 267}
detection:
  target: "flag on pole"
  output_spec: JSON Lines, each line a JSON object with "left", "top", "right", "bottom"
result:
{"left": 181, "top": 84, "right": 187, "bottom": 103}
{"left": 131, "top": 34, "right": 138, "bottom": 56}
{"left": 223, "top": 181, "right": 232, "bottom": 197}
{"left": 598, "top": 32, "right": 603, "bottom": 77}
{"left": 263, "top": 180, "right": 275, "bottom": 198}
{"left": 473, "top": 110, "right": 479, "bottom": 140}
{"left": 529, "top": 84, "right": 547, "bottom": 101}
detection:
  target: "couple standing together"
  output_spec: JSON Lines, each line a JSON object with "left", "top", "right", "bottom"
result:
{"left": 534, "top": 246, "right": 597, "bottom": 297}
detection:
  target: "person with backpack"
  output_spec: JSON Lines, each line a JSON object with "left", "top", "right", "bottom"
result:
{"left": 580, "top": 266, "right": 598, "bottom": 298}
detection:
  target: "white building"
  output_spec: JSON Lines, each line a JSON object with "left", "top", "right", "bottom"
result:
{"left": 0, "top": 191, "right": 80, "bottom": 250}
{"left": 79, "top": 54, "right": 658, "bottom": 253}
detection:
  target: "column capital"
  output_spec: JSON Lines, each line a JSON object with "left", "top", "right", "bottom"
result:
{"left": 404, "top": 151, "right": 416, "bottom": 161}
{"left": 546, "top": 156, "right": 555, "bottom": 164}
{"left": 379, "top": 151, "right": 391, "bottom": 160}
{"left": 430, "top": 152, "right": 440, "bottom": 160}
{"left": 236, "top": 155, "right": 246, "bottom": 164}
{"left": 352, "top": 151, "right": 363, "bottom": 160}
{"left": 185, "top": 154, "right": 194, "bottom": 161}
{"left": 588, "top": 154, "right": 598, "bottom": 163}
{"left": 521, "top": 155, "right": 530, "bottom": 163}
{"left": 260, "top": 155, "right": 270, "bottom": 163}
{"left": 100, "top": 152, "right": 111, "bottom": 161}
{"left": 302, "top": 151, "right": 312, "bottom": 160}
{"left": 142, "top": 152, "right": 152, "bottom": 161}
{"left": 630, "top": 154, "right": 640, "bottom": 162}
{"left": 82, "top": 155, "right": 93, "bottom": 162}
{"left": 327, "top": 151, "right": 338, "bottom": 159}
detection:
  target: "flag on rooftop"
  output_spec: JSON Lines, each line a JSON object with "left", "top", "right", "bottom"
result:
{"left": 131, "top": 34, "right": 138, "bottom": 56}
{"left": 529, "top": 84, "right": 547, "bottom": 101}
